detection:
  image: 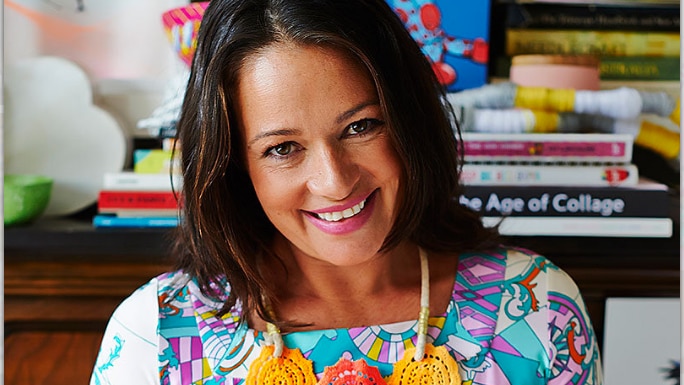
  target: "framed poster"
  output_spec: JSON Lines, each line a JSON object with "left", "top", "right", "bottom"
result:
{"left": 386, "top": 0, "right": 491, "bottom": 91}
{"left": 603, "top": 297, "right": 680, "bottom": 385}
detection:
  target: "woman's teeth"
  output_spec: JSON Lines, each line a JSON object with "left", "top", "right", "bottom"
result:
{"left": 317, "top": 199, "right": 366, "bottom": 222}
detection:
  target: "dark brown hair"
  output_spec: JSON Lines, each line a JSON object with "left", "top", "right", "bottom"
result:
{"left": 173, "top": 0, "right": 499, "bottom": 323}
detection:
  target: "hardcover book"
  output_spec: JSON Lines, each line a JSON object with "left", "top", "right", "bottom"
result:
{"left": 505, "top": 2, "right": 680, "bottom": 32}
{"left": 460, "top": 178, "right": 670, "bottom": 218}
{"left": 102, "top": 171, "right": 182, "bottom": 191}
{"left": 493, "top": 55, "right": 681, "bottom": 81}
{"left": 505, "top": 28, "right": 680, "bottom": 57}
{"left": 461, "top": 132, "right": 633, "bottom": 163}
{"left": 481, "top": 216, "right": 672, "bottom": 237}
{"left": 386, "top": 0, "right": 491, "bottom": 91}
{"left": 599, "top": 56, "right": 680, "bottom": 81}
{"left": 460, "top": 163, "right": 639, "bottom": 186}
{"left": 104, "top": 209, "right": 180, "bottom": 218}
{"left": 97, "top": 190, "right": 180, "bottom": 211}
{"left": 92, "top": 214, "right": 179, "bottom": 228}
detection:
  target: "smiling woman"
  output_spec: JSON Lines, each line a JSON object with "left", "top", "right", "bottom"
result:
{"left": 90, "top": 1, "right": 603, "bottom": 384}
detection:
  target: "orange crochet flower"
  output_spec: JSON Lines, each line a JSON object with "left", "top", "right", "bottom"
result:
{"left": 318, "top": 358, "right": 388, "bottom": 385}
{"left": 245, "top": 345, "right": 318, "bottom": 385}
{"left": 386, "top": 344, "right": 461, "bottom": 385}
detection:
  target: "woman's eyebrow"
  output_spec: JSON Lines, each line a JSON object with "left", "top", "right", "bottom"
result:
{"left": 335, "top": 100, "right": 380, "bottom": 125}
{"left": 248, "top": 128, "right": 301, "bottom": 147}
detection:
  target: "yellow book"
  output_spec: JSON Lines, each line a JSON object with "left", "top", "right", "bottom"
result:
{"left": 506, "top": 28, "right": 680, "bottom": 57}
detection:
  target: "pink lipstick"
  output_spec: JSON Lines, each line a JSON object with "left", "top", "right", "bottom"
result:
{"left": 304, "top": 190, "right": 377, "bottom": 235}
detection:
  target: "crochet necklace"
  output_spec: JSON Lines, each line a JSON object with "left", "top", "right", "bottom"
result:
{"left": 245, "top": 248, "right": 462, "bottom": 385}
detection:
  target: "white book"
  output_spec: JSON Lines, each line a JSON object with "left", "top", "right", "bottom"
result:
{"left": 102, "top": 171, "right": 183, "bottom": 191}
{"left": 99, "top": 209, "right": 180, "bottom": 218}
{"left": 482, "top": 216, "right": 673, "bottom": 238}
{"left": 461, "top": 163, "right": 639, "bottom": 186}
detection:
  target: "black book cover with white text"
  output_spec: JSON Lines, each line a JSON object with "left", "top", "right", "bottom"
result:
{"left": 460, "top": 179, "right": 670, "bottom": 218}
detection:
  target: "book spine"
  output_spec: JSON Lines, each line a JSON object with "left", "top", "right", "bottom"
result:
{"left": 106, "top": 209, "right": 180, "bottom": 218}
{"left": 492, "top": 55, "right": 681, "bottom": 81}
{"left": 481, "top": 216, "right": 672, "bottom": 238}
{"left": 505, "top": 3, "right": 680, "bottom": 32}
{"left": 97, "top": 191, "right": 180, "bottom": 210}
{"left": 599, "top": 56, "right": 681, "bottom": 81}
{"left": 92, "top": 215, "right": 179, "bottom": 228}
{"left": 460, "top": 164, "right": 639, "bottom": 186}
{"left": 462, "top": 134, "right": 633, "bottom": 162}
{"left": 460, "top": 183, "right": 669, "bottom": 218}
{"left": 505, "top": 28, "right": 680, "bottom": 57}
{"left": 102, "top": 172, "right": 182, "bottom": 191}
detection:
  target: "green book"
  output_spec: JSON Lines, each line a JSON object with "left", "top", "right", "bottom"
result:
{"left": 599, "top": 56, "right": 680, "bottom": 80}
{"left": 492, "top": 55, "right": 680, "bottom": 81}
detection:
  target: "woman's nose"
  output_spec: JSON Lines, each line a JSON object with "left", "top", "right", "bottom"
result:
{"left": 306, "top": 146, "right": 359, "bottom": 200}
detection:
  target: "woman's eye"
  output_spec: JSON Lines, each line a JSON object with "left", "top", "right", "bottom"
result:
{"left": 266, "top": 142, "right": 295, "bottom": 157}
{"left": 346, "top": 118, "right": 383, "bottom": 136}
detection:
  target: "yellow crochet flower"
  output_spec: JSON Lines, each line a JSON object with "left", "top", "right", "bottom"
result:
{"left": 245, "top": 345, "right": 318, "bottom": 385}
{"left": 386, "top": 344, "right": 461, "bottom": 385}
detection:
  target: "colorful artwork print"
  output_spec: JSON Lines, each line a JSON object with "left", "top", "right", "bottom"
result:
{"left": 387, "top": 0, "right": 491, "bottom": 91}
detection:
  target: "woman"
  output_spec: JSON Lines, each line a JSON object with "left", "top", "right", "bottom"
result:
{"left": 91, "top": 0, "right": 602, "bottom": 384}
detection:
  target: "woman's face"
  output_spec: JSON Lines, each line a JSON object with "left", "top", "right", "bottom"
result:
{"left": 237, "top": 43, "right": 403, "bottom": 266}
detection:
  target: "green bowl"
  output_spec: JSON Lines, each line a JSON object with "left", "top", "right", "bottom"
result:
{"left": 4, "top": 174, "right": 53, "bottom": 226}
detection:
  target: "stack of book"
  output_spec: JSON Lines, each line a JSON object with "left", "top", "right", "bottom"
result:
{"left": 492, "top": 0, "right": 680, "bottom": 84}
{"left": 459, "top": 132, "right": 673, "bottom": 237}
{"left": 93, "top": 139, "right": 182, "bottom": 228}
{"left": 93, "top": 171, "right": 182, "bottom": 228}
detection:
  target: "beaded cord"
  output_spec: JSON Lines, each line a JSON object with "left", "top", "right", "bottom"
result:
{"left": 263, "top": 320, "right": 284, "bottom": 358}
{"left": 414, "top": 248, "right": 430, "bottom": 361}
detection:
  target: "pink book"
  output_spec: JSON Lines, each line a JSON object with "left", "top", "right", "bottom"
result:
{"left": 462, "top": 133, "right": 632, "bottom": 162}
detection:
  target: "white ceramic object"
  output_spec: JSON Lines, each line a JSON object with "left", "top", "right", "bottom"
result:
{"left": 4, "top": 56, "right": 128, "bottom": 216}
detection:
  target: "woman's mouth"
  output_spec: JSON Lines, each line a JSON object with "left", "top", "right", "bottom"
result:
{"left": 314, "top": 199, "right": 366, "bottom": 222}
{"left": 304, "top": 190, "right": 377, "bottom": 235}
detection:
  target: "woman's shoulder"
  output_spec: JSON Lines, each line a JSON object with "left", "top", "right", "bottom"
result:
{"left": 112, "top": 270, "right": 236, "bottom": 324}
{"left": 456, "top": 245, "right": 577, "bottom": 291}
{"left": 152, "top": 270, "right": 235, "bottom": 315}
{"left": 459, "top": 245, "right": 557, "bottom": 269}
{"left": 452, "top": 246, "right": 601, "bottom": 383}
{"left": 497, "top": 245, "right": 581, "bottom": 293}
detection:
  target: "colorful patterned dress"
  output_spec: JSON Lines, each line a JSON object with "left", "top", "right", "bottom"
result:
{"left": 90, "top": 247, "right": 602, "bottom": 384}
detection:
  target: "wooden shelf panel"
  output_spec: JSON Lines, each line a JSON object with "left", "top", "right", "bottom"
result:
{"left": 5, "top": 331, "right": 103, "bottom": 385}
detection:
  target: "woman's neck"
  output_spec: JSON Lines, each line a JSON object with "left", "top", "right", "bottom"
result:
{"left": 250, "top": 236, "right": 460, "bottom": 332}
{"left": 290, "top": 242, "right": 418, "bottom": 300}
{"left": 260, "top": 238, "right": 424, "bottom": 331}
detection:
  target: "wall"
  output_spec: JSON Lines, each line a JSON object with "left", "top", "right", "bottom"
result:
{"left": 4, "top": 0, "right": 190, "bottom": 136}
